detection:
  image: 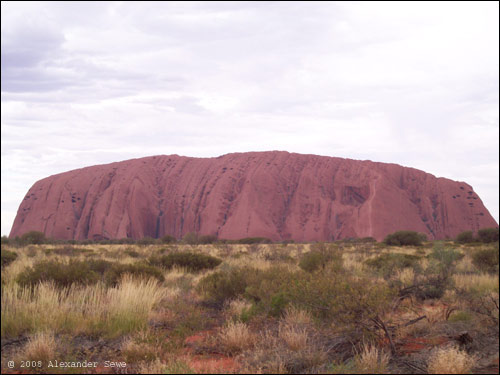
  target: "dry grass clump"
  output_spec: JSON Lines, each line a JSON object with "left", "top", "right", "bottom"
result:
{"left": 395, "top": 267, "right": 415, "bottom": 287}
{"left": 23, "top": 331, "right": 57, "bottom": 363}
{"left": 138, "top": 359, "right": 168, "bottom": 374}
{"left": 455, "top": 255, "right": 477, "bottom": 274}
{"left": 219, "top": 321, "right": 255, "bottom": 354}
{"left": 353, "top": 344, "right": 390, "bottom": 374}
{"left": 282, "top": 306, "right": 312, "bottom": 326}
{"left": 427, "top": 345, "right": 476, "bottom": 374}
{"left": 224, "top": 256, "right": 273, "bottom": 271}
{"left": 342, "top": 253, "right": 365, "bottom": 275}
{"left": 2, "top": 252, "right": 41, "bottom": 284}
{"left": 453, "top": 273, "right": 499, "bottom": 295}
{"left": 163, "top": 266, "right": 189, "bottom": 282}
{"left": 227, "top": 298, "right": 253, "bottom": 319}
{"left": 1, "top": 275, "right": 166, "bottom": 337}
{"left": 164, "top": 286, "right": 182, "bottom": 301}
{"left": 278, "top": 323, "right": 308, "bottom": 351}
{"left": 121, "top": 336, "right": 157, "bottom": 362}
{"left": 240, "top": 329, "right": 327, "bottom": 374}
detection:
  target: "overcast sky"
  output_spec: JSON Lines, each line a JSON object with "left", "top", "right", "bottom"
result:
{"left": 1, "top": 1, "right": 499, "bottom": 236}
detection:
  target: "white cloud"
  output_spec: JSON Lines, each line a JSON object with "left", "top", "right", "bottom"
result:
{"left": 1, "top": 1, "right": 498, "bottom": 236}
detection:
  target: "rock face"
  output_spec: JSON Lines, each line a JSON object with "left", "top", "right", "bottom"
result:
{"left": 10, "top": 151, "right": 498, "bottom": 241}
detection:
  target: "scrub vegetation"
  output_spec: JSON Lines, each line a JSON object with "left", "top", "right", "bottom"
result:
{"left": 1, "top": 229, "right": 498, "bottom": 374}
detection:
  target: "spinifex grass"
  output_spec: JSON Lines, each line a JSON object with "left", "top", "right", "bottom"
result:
{"left": 1, "top": 275, "right": 165, "bottom": 338}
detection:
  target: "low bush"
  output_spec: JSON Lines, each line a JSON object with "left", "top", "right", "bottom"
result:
{"left": 244, "top": 265, "right": 304, "bottom": 316}
{"left": 262, "top": 246, "right": 295, "bottom": 262}
{"left": 197, "top": 267, "right": 252, "bottom": 303}
{"left": 237, "top": 237, "right": 273, "bottom": 244}
{"left": 160, "top": 235, "right": 177, "bottom": 244}
{"left": 86, "top": 259, "right": 114, "bottom": 274}
{"left": 286, "top": 270, "right": 395, "bottom": 329}
{"left": 104, "top": 263, "right": 164, "bottom": 286}
{"left": 148, "top": 251, "right": 221, "bottom": 272}
{"left": 365, "top": 253, "right": 421, "bottom": 278}
{"left": 182, "top": 232, "right": 199, "bottom": 245}
{"left": 16, "top": 258, "right": 163, "bottom": 288}
{"left": 477, "top": 227, "right": 499, "bottom": 243}
{"left": 455, "top": 230, "right": 475, "bottom": 244}
{"left": 383, "top": 230, "right": 425, "bottom": 246}
{"left": 339, "top": 237, "right": 376, "bottom": 244}
{"left": 471, "top": 245, "right": 499, "bottom": 273}
{"left": 197, "top": 264, "right": 301, "bottom": 315}
{"left": 198, "top": 235, "right": 218, "bottom": 244}
{"left": 428, "top": 243, "right": 464, "bottom": 271}
{"left": 417, "top": 275, "right": 450, "bottom": 300}
{"left": 17, "top": 260, "right": 99, "bottom": 288}
{"left": 136, "top": 237, "right": 157, "bottom": 246}
{"left": 49, "top": 246, "right": 93, "bottom": 256}
{"left": 1, "top": 249, "right": 18, "bottom": 268}
{"left": 20, "top": 231, "right": 46, "bottom": 245}
{"left": 299, "top": 243, "right": 343, "bottom": 273}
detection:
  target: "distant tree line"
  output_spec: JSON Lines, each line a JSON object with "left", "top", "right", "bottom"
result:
{"left": 2, "top": 227, "right": 498, "bottom": 247}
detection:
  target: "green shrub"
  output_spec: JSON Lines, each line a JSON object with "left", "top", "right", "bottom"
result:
{"left": 269, "top": 292, "right": 289, "bottom": 317}
{"left": 429, "top": 243, "right": 464, "bottom": 269}
{"left": 182, "top": 232, "right": 199, "bottom": 245}
{"left": 198, "top": 235, "right": 218, "bottom": 244}
{"left": 383, "top": 231, "right": 425, "bottom": 246}
{"left": 148, "top": 252, "right": 221, "bottom": 272}
{"left": 455, "top": 231, "right": 475, "bottom": 244}
{"left": 287, "top": 271, "right": 395, "bottom": 328}
{"left": 197, "top": 265, "right": 300, "bottom": 314}
{"left": 17, "top": 260, "right": 99, "bottom": 288}
{"left": 15, "top": 258, "right": 163, "bottom": 288}
{"left": 1, "top": 236, "right": 10, "bottom": 245}
{"left": 237, "top": 237, "right": 272, "bottom": 244}
{"left": 86, "top": 259, "right": 114, "bottom": 274}
{"left": 197, "top": 267, "right": 252, "bottom": 303}
{"left": 299, "top": 243, "right": 343, "bottom": 273}
{"left": 243, "top": 265, "right": 302, "bottom": 312}
{"left": 104, "top": 263, "right": 164, "bottom": 286}
{"left": 339, "top": 237, "right": 376, "bottom": 244}
{"left": 471, "top": 245, "right": 499, "bottom": 273}
{"left": 160, "top": 235, "right": 177, "bottom": 244}
{"left": 418, "top": 276, "right": 449, "bottom": 299}
{"left": 477, "top": 228, "right": 499, "bottom": 243}
{"left": 20, "top": 231, "right": 46, "bottom": 245}
{"left": 365, "top": 253, "right": 421, "bottom": 278}
{"left": 114, "top": 237, "right": 137, "bottom": 244}
{"left": 49, "top": 246, "right": 93, "bottom": 256}
{"left": 136, "top": 237, "right": 157, "bottom": 246}
{"left": 1, "top": 249, "right": 17, "bottom": 268}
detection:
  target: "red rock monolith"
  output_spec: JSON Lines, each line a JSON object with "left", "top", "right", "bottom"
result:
{"left": 9, "top": 151, "right": 498, "bottom": 241}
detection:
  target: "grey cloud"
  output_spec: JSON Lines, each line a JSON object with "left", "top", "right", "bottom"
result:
{"left": 1, "top": 2, "right": 498, "bottom": 236}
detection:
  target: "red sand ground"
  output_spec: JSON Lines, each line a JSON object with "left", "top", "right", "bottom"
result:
{"left": 184, "top": 330, "right": 239, "bottom": 373}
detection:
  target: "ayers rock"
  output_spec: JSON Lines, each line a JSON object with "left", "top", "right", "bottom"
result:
{"left": 10, "top": 151, "right": 498, "bottom": 241}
